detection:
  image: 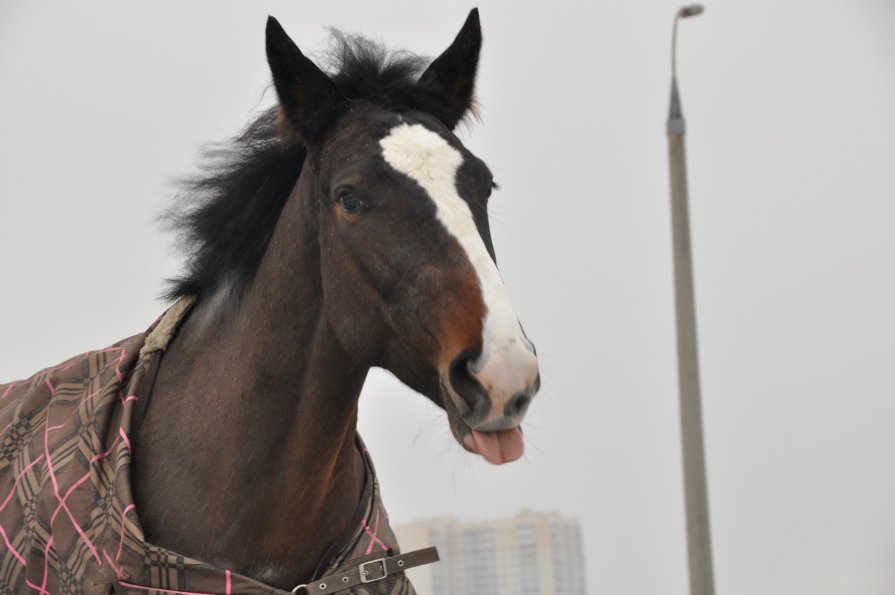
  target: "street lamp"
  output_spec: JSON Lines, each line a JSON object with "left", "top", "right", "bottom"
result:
{"left": 666, "top": 5, "right": 716, "bottom": 595}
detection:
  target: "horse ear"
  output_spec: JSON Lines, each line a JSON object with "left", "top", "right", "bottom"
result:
{"left": 418, "top": 8, "right": 482, "bottom": 129}
{"left": 266, "top": 16, "right": 344, "bottom": 145}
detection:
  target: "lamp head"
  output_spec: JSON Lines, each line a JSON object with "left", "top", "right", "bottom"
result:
{"left": 679, "top": 4, "right": 704, "bottom": 18}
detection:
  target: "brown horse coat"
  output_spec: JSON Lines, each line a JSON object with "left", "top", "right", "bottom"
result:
{"left": 0, "top": 300, "right": 416, "bottom": 594}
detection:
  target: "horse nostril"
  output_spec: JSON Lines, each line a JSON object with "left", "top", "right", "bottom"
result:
{"left": 505, "top": 392, "right": 532, "bottom": 419}
{"left": 449, "top": 349, "right": 488, "bottom": 414}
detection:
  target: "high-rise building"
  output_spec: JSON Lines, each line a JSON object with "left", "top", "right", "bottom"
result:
{"left": 395, "top": 511, "right": 587, "bottom": 595}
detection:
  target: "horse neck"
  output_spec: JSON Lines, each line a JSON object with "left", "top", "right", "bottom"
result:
{"left": 133, "top": 169, "right": 368, "bottom": 587}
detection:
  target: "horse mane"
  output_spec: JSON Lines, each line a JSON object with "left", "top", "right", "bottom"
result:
{"left": 164, "top": 31, "right": 464, "bottom": 301}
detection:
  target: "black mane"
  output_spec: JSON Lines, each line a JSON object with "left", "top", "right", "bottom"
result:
{"left": 164, "top": 32, "right": 463, "bottom": 301}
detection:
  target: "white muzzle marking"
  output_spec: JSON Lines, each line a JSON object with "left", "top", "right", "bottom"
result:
{"left": 380, "top": 123, "right": 538, "bottom": 424}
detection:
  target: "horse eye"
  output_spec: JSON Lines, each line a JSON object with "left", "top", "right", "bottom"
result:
{"left": 337, "top": 190, "right": 362, "bottom": 214}
{"left": 487, "top": 179, "right": 499, "bottom": 198}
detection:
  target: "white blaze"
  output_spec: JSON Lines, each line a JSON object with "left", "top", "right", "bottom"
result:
{"left": 380, "top": 123, "right": 537, "bottom": 420}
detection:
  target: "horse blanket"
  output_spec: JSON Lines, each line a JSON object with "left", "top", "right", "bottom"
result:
{"left": 0, "top": 299, "right": 432, "bottom": 594}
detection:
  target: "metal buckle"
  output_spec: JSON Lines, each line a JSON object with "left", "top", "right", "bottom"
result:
{"left": 359, "top": 558, "right": 387, "bottom": 584}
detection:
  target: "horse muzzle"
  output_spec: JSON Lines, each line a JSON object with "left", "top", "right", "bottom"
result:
{"left": 443, "top": 339, "right": 540, "bottom": 464}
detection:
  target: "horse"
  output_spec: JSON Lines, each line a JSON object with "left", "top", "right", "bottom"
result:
{"left": 0, "top": 9, "right": 539, "bottom": 594}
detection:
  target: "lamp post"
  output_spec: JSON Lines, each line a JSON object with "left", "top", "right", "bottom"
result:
{"left": 666, "top": 6, "right": 716, "bottom": 595}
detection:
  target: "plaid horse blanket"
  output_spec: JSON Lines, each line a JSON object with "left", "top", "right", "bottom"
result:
{"left": 0, "top": 299, "right": 432, "bottom": 594}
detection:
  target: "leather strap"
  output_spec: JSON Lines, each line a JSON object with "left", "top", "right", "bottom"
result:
{"left": 293, "top": 547, "right": 439, "bottom": 594}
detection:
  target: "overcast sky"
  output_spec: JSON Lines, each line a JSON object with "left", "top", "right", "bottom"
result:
{"left": 2, "top": 1, "right": 894, "bottom": 594}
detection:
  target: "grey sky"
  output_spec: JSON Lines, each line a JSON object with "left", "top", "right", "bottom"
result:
{"left": 1, "top": 1, "right": 893, "bottom": 594}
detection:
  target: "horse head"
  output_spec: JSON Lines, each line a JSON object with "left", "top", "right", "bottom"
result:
{"left": 266, "top": 10, "right": 540, "bottom": 464}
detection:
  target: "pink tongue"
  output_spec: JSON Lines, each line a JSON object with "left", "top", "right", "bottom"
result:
{"left": 470, "top": 428, "right": 525, "bottom": 465}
